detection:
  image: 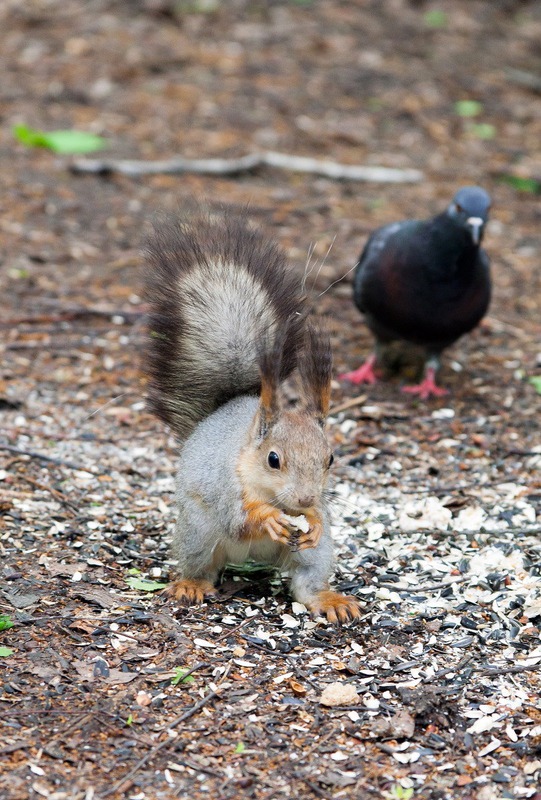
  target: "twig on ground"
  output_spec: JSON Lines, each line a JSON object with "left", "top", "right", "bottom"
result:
{"left": 1, "top": 307, "right": 144, "bottom": 327}
{"left": 295, "top": 774, "right": 334, "bottom": 800}
{"left": 15, "top": 474, "right": 79, "bottom": 513}
{"left": 422, "top": 655, "right": 474, "bottom": 683}
{"left": 375, "top": 575, "right": 471, "bottom": 593}
{"left": 505, "top": 67, "right": 541, "bottom": 93}
{"left": 70, "top": 151, "right": 424, "bottom": 183}
{"left": 169, "top": 661, "right": 210, "bottom": 683}
{"left": 329, "top": 394, "right": 368, "bottom": 415}
{"left": 473, "top": 663, "right": 541, "bottom": 677}
{"left": 104, "top": 689, "right": 220, "bottom": 797}
{"left": 214, "top": 618, "right": 253, "bottom": 642}
{"left": 0, "top": 443, "right": 89, "bottom": 472}
{"left": 299, "top": 728, "right": 338, "bottom": 760}
{"left": 0, "top": 741, "right": 34, "bottom": 756}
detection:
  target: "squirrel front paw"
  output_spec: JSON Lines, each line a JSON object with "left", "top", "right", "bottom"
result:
{"left": 244, "top": 502, "right": 323, "bottom": 550}
{"left": 306, "top": 590, "right": 362, "bottom": 624}
{"left": 295, "top": 520, "right": 323, "bottom": 550}
{"left": 167, "top": 578, "right": 216, "bottom": 605}
{"left": 264, "top": 512, "right": 295, "bottom": 546}
{"left": 266, "top": 515, "right": 323, "bottom": 551}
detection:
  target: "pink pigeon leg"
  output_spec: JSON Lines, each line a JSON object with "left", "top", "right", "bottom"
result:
{"left": 339, "top": 353, "right": 378, "bottom": 385}
{"left": 401, "top": 362, "right": 449, "bottom": 400}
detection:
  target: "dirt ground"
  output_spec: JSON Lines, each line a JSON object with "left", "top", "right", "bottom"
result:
{"left": 1, "top": 1, "right": 541, "bottom": 799}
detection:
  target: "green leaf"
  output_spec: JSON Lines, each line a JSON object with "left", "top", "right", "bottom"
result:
{"left": 126, "top": 714, "right": 133, "bottom": 726}
{"left": 0, "top": 647, "right": 14, "bottom": 657}
{"left": 171, "top": 667, "right": 195, "bottom": 686}
{"left": 499, "top": 175, "right": 541, "bottom": 194}
{"left": 367, "top": 97, "right": 384, "bottom": 111}
{"left": 454, "top": 100, "right": 483, "bottom": 117}
{"left": 127, "top": 567, "right": 141, "bottom": 576}
{"left": 175, "top": 0, "right": 219, "bottom": 11}
{"left": 125, "top": 576, "right": 169, "bottom": 592}
{"left": 469, "top": 122, "right": 496, "bottom": 140}
{"left": 529, "top": 376, "right": 541, "bottom": 394}
{"left": 13, "top": 124, "right": 106, "bottom": 154}
{"left": 225, "top": 560, "right": 276, "bottom": 577}
{"left": 387, "top": 787, "right": 414, "bottom": 800}
{"left": 0, "top": 615, "right": 14, "bottom": 631}
{"left": 8, "top": 268, "right": 29, "bottom": 279}
{"left": 424, "top": 10, "right": 447, "bottom": 28}
{"left": 234, "top": 742, "right": 246, "bottom": 754}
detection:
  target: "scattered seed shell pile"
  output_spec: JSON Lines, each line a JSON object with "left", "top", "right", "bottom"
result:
{"left": 2, "top": 386, "right": 540, "bottom": 798}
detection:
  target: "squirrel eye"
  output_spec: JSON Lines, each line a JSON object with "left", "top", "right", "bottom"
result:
{"left": 328, "top": 453, "right": 334, "bottom": 468}
{"left": 268, "top": 451, "right": 280, "bottom": 469}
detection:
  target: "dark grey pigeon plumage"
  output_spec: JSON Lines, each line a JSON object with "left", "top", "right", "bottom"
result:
{"left": 340, "top": 186, "right": 492, "bottom": 399}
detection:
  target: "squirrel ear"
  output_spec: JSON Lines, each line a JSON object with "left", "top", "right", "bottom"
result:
{"left": 298, "top": 321, "right": 332, "bottom": 424}
{"left": 257, "top": 327, "right": 287, "bottom": 439}
{"left": 256, "top": 313, "right": 306, "bottom": 439}
{"left": 258, "top": 374, "right": 280, "bottom": 439}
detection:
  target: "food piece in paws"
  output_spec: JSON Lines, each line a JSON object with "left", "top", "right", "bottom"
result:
{"left": 281, "top": 513, "right": 310, "bottom": 551}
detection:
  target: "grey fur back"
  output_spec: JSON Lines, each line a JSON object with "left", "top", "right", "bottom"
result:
{"left": 144, "top": 209, "right": 305, "bottom": 440}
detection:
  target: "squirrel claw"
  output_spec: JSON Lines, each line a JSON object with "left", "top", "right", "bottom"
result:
{"left": 296, "top": 521, "right": 323, "bottom": 550}
{"left": 264, "top": 514, "right": 292, "bottom": 546}
{"left": 307, "top": 590, "right": 362, "bottom": 625}
{"left": 168, "top": 578, "right": 216, "bottom": 605}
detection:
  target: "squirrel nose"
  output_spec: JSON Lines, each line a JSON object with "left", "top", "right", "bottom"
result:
{"left": 297, "top": 495, "right": 316, "bottom": 509}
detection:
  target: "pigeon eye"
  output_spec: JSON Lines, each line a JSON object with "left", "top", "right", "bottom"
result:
{"left": 455, "top": 203, "right": 463, "bottom": 213}
{"left": 268, "top": 451, "right": 280, "bottom": 469}
{"left": 328, "top": 453, "right": 334, "bottom": 468}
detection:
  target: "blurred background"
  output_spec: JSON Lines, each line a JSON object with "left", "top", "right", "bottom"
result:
{"left": 1, "top": 0, "right": 540, "bottom": 394}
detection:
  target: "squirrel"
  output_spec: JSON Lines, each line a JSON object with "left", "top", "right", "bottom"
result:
{"left": 144, "top": 208, "right": 361, "bottom": 624}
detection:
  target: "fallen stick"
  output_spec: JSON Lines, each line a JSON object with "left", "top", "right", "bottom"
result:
{"left": 1, "top": 306, "right": 145, "bottom": 327}
{"left": 71, "top": 150, "right": 424, "bottom": 183}
{"left": 0, "top": 443, "right": 88, "bottom": 472}
{"left": 329, "top": 393, "right": 368, "bottom": 415}
{"left": 104, "top": 689, "right": 220, "bottom": 797}
{"left": 505, "top": 67, "right": 541, "bottom": 93}
{"left": 15, "top": 473, "right": 79, "bottom": 513}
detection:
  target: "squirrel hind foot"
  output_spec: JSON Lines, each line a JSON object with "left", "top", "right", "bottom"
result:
{"left": 167, "top": 578, "right": 216, "bottom": 605}
{"left": 306, "top": 590, "right": 362, "bottom": 625}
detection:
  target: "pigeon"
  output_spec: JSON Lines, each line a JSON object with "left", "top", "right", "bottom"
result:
{"left": 340, "top": 186, "right": 492, "bottom": 399}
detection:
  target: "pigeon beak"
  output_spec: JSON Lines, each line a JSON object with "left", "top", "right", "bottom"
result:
{"left": 467, "top": 216, "right": 484, "bottom": 245}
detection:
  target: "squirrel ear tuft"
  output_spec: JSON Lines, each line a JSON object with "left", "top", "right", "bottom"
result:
{"left": 258, "top": 373, "right": 280, "bottom": 439}
{"left": 298, "top": 321, "right": 332, "bottom": 423}
{"left": 257, "top": 313, "right": 303, "bottom": 438}
{"left": 257, "top": 327, "right": 284, "bottom": 439}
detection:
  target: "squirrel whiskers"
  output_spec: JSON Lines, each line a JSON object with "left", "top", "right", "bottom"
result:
{"left": 144, "top": 208, "right": 361, "bottom": 624}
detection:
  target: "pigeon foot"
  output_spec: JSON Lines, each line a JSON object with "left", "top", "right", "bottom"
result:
{"left": 339, "top": 354, "right": 378, "bottom": 385}
{"left": 401, "top": 367, "right": 449, "bottom": 400}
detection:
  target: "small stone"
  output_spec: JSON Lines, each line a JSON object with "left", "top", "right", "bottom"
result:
{"left": 389, "top": 708, "right": 415, "bottom": 739}
{"left": 135, "top": 691, "right": 152, "bottom": 707}
{"left": 320, "top": 682, "right": 360, "bottom": 707}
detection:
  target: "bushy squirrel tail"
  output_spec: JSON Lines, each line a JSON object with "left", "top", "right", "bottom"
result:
{"left": 144, "top": 209, "right": 305, "bottom": 441}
